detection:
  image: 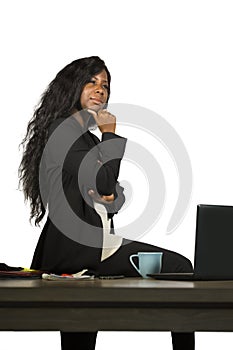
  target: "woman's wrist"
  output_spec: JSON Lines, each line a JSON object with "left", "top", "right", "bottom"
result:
{"left": 101, "top": 129, "right": 115, "bottom": 134}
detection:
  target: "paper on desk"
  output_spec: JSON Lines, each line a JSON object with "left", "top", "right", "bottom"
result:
{"left": 42, "top": 269, "right": 95, "bottom": 281}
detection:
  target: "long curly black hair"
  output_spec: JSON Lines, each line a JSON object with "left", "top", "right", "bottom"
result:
{"left": 18, "top": 56, "right": 111, "bottom": 226}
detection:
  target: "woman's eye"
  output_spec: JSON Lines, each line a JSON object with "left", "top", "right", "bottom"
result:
{"left": 88, "top": 81, "right": 108, "bottom": 90}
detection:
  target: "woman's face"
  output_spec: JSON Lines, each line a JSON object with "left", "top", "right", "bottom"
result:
{"left": 80, "top": 70, "right": 109, "bottom": 111}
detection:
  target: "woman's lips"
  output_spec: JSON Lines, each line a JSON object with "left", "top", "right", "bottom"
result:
{"left": 90, "top": 98, "right": 103, "bottom": 105}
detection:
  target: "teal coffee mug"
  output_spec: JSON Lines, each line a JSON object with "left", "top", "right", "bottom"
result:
{"left": 129, "top": 252, "right": 163, "bottom": 278}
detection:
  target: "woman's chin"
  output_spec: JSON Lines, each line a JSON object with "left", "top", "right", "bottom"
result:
{"left": 88, "top": 103, "right": 104, "bottom": 112}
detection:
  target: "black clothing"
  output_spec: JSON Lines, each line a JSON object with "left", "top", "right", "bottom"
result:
{"left": 60, "top": 331, "right": 195, "bottom": 350}
{"left": 31, "top": 115, "right": 194, "bottom": 349}
{"left": 31, "top": 116, "right": 126, "bottom": 274}
{"left": 60, "top": 332, "right": 97, "bottom": 350}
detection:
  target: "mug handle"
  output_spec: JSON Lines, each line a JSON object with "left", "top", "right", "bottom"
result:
{"left": 129, "top": 254, "right": 140, "bottom": 275}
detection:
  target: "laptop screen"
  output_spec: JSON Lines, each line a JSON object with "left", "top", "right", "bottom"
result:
{"left": 194, "top": 204, "right": 233, "bottom": 278}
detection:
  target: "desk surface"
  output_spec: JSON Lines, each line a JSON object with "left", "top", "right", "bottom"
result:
{"left": 1, "top": 278, "right": 233, "bottom": 332}
{"left": 1, "top": 278, "right": 233, "bottom": 302}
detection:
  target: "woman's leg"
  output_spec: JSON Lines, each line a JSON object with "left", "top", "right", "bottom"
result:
{"left": 172, "top": 332, "right": 195, "bottom": 350}
{"left": 98, "top": 238, "right": 193, "bottom": 276}
{"left": 98, "top": 239, "right": 195, "bottom": 350}
{"left": 60, "top": 331, "right": 97, "bottom": 350}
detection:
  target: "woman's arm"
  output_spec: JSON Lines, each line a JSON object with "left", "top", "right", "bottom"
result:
{"left": 47, "top": 116, "right": 127, "bottom": 197}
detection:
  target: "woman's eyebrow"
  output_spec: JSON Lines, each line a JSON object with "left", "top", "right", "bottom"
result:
{"left": 93, "top": 76, "right": 108, "bottom": 83}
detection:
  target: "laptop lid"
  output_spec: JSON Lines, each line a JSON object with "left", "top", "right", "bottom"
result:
{"left": 194, "top": 204, "right": 233, "bottom": 279}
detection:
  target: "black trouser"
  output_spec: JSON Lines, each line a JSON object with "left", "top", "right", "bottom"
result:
{"left": 60, "top": 239, "right": 195, "bottom": 349}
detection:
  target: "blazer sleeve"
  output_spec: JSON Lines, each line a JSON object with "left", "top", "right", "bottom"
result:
{"left": 47, "top": 117, "right": 127, "bottom": 197}
{"left": 66, "top": 131, "right": 127, "bottom": 196}
{"left": 95, "top": 132, "right": 127, "bottom": 195}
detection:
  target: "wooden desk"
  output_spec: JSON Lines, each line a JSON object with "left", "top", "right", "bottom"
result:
{"left": 0, "top": 278, "right": 233, "bottom": 332}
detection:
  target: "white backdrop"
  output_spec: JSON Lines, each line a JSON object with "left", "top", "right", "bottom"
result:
{"left": 0, "top": 0, "right": 233, "bottom": 349}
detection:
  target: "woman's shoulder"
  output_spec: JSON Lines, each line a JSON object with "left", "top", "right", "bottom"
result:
{"left": 48, "top": 116, "right": 82, "bottom": 138}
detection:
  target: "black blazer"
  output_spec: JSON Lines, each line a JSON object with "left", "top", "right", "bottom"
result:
{"left": 31, "top": 116, "right": 127, "bottom": 274}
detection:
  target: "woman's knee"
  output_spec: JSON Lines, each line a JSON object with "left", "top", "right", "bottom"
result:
{"left": 162, "top": 250, "right": 193, "bottom": 273}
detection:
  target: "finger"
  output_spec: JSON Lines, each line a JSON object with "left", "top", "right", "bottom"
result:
{"left": 88, "top": 190, "right": 114, "bottom": 204}
{"left": 102, "top": 194, "right": 115, "bottom": 202}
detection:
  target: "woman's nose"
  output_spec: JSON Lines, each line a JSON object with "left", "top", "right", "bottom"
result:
{"left": 95, "top": 84, "right": 104, "bottom": 95}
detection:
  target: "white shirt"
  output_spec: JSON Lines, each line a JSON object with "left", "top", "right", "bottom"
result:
{"left": 93, "top": 201, "right": 122, "bottom": 261}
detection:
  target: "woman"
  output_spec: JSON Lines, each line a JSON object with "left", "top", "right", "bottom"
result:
{"left": 19, "top": 56, "right": 194, "bottom": 350}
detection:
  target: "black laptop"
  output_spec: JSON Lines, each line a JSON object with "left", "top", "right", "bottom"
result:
{"left": 148, "top": 204, "right": 233, "bottom": 281}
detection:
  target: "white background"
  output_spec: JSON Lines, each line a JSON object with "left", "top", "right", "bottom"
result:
{"left": 0, "top": 0, "right": 233, "bottom": 348}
